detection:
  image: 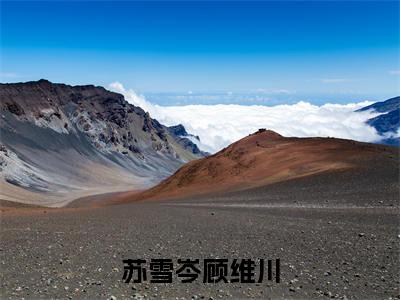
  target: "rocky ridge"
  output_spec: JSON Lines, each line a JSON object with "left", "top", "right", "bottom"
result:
{"left": 0, "top": 79, "right": 205, "bottom": 206}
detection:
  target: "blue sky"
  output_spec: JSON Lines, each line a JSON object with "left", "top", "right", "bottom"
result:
{"left": 1, "top": 1, "right": 399, "bottom": 104}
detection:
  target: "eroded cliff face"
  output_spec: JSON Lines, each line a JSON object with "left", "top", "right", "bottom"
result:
{"left": 0, "top": 79, "right": 205, "bottom": 206}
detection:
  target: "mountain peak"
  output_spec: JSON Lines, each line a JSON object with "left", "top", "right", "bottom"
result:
{"left": 38, "top": 78, "right": 51, "bottom": 83}
{"left": 223, "top": 129, "right": 284, "bottom": 153}
{"left": 0, "top": 80, "right": 205, "bottom": 206}
{"left": 252, "top": 128, "right": 284, "bottom": 139}
{"left": 125, "top": 132, "right": 396, "bottom": 203}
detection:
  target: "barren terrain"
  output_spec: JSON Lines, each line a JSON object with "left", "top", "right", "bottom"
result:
{"left": 1, "top": 149, "right": 399, "bottom": 299}
{"left": 1, "top": 131, "right": 399, "bottom": 299}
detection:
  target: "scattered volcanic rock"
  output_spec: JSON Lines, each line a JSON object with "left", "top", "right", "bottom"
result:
{"left": 0, "top": 79, "right": 205, "bottom": 206}
{"left": 120, "top": 128, "right": 398, "bottom": 202}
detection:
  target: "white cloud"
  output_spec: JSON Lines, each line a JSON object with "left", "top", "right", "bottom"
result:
{"left": 109, "top": 82, "right": 156, "bottom": 115}
{"left": 321, "top": 78, "right": 351, "bottom": 83}
{"left": 255, "top": 88, "right": 293, "bottom": 94}
{"left": 109, "top": 82, "right": 382, "bottom": 153}
{"left": 388, "top": 70, "right": 400, "bottom": 75}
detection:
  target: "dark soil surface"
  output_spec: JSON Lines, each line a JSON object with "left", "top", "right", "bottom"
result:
{"left": 1, "top": 161, "right": 399, "bottom": 299}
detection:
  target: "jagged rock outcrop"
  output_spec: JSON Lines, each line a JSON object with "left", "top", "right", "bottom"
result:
{"left": 167, "top": 124, "right": 208, "bottom": 156}
{"left": 0, "top": 79, "right": 205, "bottom": 206}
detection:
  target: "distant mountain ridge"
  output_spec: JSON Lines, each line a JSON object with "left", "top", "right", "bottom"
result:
{"left": 167, "top": 124, "right": 208, "bottom": 156}
{"left": 0, "top": 79, "right": 205, "bottom": 206}
{"left": 357, "top": 96, "right": 399, "bottom": 146}
{"left": 357, "top": 96, "right": 400, "bottom": 113}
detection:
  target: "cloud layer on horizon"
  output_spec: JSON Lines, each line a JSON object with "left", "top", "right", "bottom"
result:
{"left": 109, "top": 82, "right": 383, "bottom": 153}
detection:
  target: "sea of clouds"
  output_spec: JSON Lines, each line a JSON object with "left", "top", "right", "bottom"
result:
{"left": 109, "top": 82, "right": 384, "bottom": 153}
